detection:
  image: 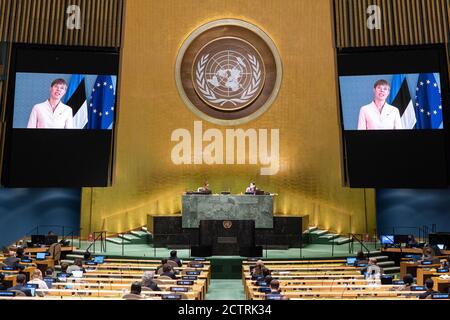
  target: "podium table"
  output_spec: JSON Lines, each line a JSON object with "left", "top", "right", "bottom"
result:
{"left": 182, "top": 194, "right": 274, "bottom": 228}
{"left": 199, "top": 220, "right": 256, "bottom": 255}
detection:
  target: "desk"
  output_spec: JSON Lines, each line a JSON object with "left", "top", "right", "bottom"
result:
{"left": 382, "top": 247, "right": 450, "bottom": 265}
{"left": 418, "top": 269, "right": 450, "bottom": 286}
{"left": 431, "top": 277, "right": 450, "bottom": 292}
{"left": 182, "top": 194, "right": 274, "bottom": 228}
{"left": 35, "top": 259, "right": 55, "bottom": 271}
{"left": 400, "top": 261, "right": 441, "bottom": 278}
{"left": 24, "top": 246, "right": 75, "bottom": 253}
{"left": 382, "top": 247, "right": 450, "bottom": 255}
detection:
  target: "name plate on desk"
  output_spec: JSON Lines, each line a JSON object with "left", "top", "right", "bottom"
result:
{"left": 217, "top": 236, "right": 237, "bottom": 244}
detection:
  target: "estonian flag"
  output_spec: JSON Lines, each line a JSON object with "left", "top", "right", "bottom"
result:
{"left": 65, "top": 74, "right": 88, "bottom": 129}
{"left": 88, "top": 75, "right": 115, "bottom": 129}
{"left": 415, "top": 73, "right": 442, "bottom": 129}
{"left": 389, "top": 74, "right": 416, "bottom": 129}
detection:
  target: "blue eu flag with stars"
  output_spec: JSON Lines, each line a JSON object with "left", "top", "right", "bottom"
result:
{"left": 88, "top": 75, "right": 115, "bottom": 129}
{"left": 415, "top": 73, "right": 442, "bottom": 129}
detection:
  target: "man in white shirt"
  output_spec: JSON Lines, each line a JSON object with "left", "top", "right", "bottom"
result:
{"left": 357, "top": 79, "right": 403, "bottom": 130}
{"left": 27, "top": 78, "right": 73, "bottom": 128}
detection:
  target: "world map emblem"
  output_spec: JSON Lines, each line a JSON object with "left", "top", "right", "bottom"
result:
{"left": 176, "top": 19, "right": 282, "bottom": 125}
{"left": 193, "top": 38, "right": 265, "bottom": 111}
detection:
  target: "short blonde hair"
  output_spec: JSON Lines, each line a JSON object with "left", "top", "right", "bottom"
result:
{"left": 33, "top": 269, "right": 43, "bottom": 279}
{"left": 373, "top": 79, "right": 390, "bottom": 89}
{"left": 50, "top": 78, "right": 68, "bottom": 89}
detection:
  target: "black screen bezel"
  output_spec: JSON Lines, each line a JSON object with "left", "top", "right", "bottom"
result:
{"left": 336, "top": 44, "right": 450, "bottom": 188}
{"left": 1, "top": 44, "right": 120, "bottom": 187}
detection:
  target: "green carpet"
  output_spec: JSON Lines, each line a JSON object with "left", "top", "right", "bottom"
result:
{"left": 205, "top": 280, "right": 246, "bottom": 300}
{"left": 73, "top": 241, "right": 381, "bottom": 260}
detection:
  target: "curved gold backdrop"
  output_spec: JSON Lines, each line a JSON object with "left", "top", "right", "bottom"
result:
{"left": 80, "top": 0, "right": 375, "bottom": 237}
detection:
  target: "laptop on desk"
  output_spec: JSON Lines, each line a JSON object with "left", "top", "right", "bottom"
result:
{"left": 36, "top": 252, "right": 46, "bottom": 260}
{"left": 25, "top": 283, "right": 38, "bottom": 297}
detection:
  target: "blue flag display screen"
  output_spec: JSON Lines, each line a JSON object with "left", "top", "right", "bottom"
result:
{"left": 339, "top": 73, "right": 443, "bottom": 131}
{"left": 13, "top": 73, "right": 117, "bottom": 130}
{"left": 2, "top": 45, "right": 120, "bottom": 187}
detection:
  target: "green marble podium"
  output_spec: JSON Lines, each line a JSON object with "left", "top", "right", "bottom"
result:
{"left": 182, "top": 194, "right": 274, "bottom": 229}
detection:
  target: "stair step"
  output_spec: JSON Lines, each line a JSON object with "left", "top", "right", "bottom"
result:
{"left": 378, "top": 261, "right": 395, "bottom": 267}
{"left": 333, "top": 237, "right": 352, "bottom": 245}
{"left": 130, "top": 230, "right": 149, "bottom": 238}
{"left": 369, "top": 255, "right": 389, "bottom": 262}
{"left": 66, "top": 254, "right": 84, "bottom": 259}
{"left": 318, "top": 234, "right": 340, "bottom": 240}
{"left": 310, "top": 229, "right": 329, "bottom": 236}
{"left": 106, "top": 237, "right": 131, "bottom": 245}
{"left": 60, "top": 259, "right": 74, "bottom": 264}
{"left": 118, "top": 234, "right": 140, "bottom": 241}
{"left": 383, "top": 266, "right": 400, "bottom": 274}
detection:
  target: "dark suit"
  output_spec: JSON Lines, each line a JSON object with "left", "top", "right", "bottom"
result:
{"left": 7, "top": 284, "right": 32, "bottom": 296}
{"left": 142, "top": 281, "right": 161, "bottom": 291}
{"left": 419, "top": 290, "right": 438, "bottom": 299}
{"left": 169, "top": 257, "right": 182, "bottom": 267}
{"left": 160, "top": 271, "right": 177, "bottom": 279}
{"left": 3, "top": 257, "right": 24, "bottom": 270}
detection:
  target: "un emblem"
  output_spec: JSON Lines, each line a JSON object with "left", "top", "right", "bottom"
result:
{"left": 176, "top": 19, "right": 282, "bottom": 125}
{"left": 194, "top": 38, "right": 264, "bottom": 111}
{"left": 223, "top": 220, "right": 233, "bottom": 229}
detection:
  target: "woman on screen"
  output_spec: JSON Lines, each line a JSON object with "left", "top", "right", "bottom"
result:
{"left": 27, "top": 78, "right": 73, "bottom": 129}
{"left": 357, "top": 79, "right": 403, "bottom": 130}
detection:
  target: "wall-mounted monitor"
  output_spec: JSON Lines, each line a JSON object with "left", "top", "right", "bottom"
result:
{"left": 1, "top": 44, "right": 120, "bottom": 187}
{"left": 337, "top": 45, "right": 450, "bottom": 188}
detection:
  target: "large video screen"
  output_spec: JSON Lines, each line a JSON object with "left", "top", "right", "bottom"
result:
{"left": 340, "top": 73, "right": 442, "bottom": 131}
{"left": 1, "top": 45, "right": 120, "bottom": 187}
{"left": 13, "top": 73, "right": 117, "bottom": 129}
{"left": 337, "top": 45, "right": 450, "bottom": 188}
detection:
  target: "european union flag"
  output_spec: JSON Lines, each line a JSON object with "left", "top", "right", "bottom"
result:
{"left": 87, "top": 75, "right": 115, "bottom": 129}
{"left": 415, "top": 73, "right": 442, "bottom": 129}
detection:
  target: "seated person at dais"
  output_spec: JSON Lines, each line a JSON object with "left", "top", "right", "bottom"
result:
{"left": 246, "top": 182, "right": 257, "bottom": 193}
{"left": 197, "top": 181, "right": 211, "bottom": 193}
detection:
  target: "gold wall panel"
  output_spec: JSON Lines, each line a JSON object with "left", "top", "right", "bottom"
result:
{"left": 334, "top": 0, "right": 450, "bottom": 47}
{"left": 0, "top": 0, "right": 123, "bottom": 47}
{"left": 80, "top": 0, "right": 375, "bottom": 237}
